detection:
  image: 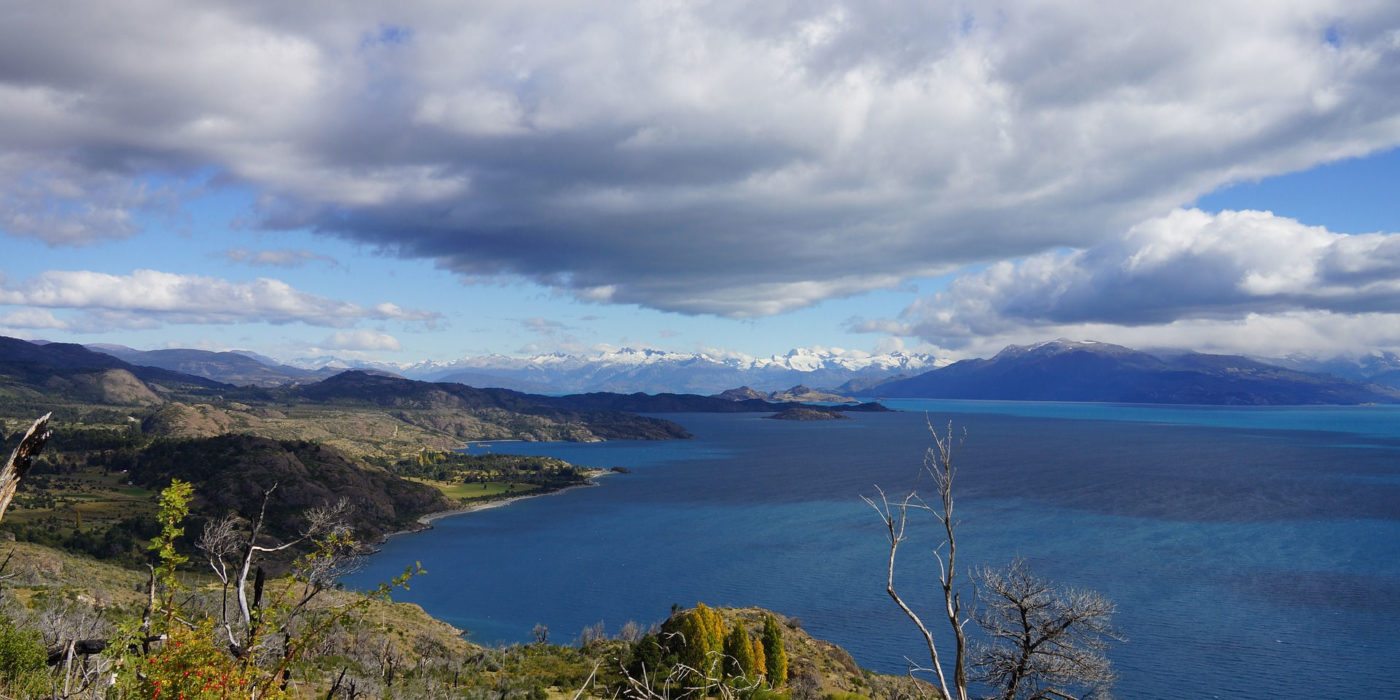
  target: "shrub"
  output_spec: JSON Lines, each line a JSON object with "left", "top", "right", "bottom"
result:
{"left": 0, "top": 620, "right": 46, "bottom": 691}
{"left": 116, "top": 621, "right": 269, "bottom": 700}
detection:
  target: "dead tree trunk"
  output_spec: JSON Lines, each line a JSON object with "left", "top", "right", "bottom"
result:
{"left": 864, "top": 420, "right": 970, "bottom": 700}
{"left": 0, "top": 413, "right": 52, "bottom": 523}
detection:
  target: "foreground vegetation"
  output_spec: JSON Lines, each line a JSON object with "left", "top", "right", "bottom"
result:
{"left": 0, "top": 514, "right": 925, "bottom": 698}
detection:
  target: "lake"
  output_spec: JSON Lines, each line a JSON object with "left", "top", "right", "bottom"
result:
{"left": 343, "top": 400, "right": 1400, "bottom": 698}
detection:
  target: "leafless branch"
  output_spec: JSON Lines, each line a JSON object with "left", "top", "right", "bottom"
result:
{"left": 971, "top": 559, "right": 1123, "bottom": 700}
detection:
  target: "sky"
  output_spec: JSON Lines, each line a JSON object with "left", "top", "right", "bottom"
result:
{"left": 1, "top": 1, "right": 1399, "bottom": 364}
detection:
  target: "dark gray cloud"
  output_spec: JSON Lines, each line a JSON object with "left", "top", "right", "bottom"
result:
{"left": 2, "top": 1, "right": 1399, "bottom": 315}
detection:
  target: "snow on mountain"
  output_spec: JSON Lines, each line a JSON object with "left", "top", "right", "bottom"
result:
{"left": 285, "top": 355, "right": 411, "bottom": 375}
{"left": 1262, "top": 350, "right": 1400, "bottom": 388}
{"left": 286, "top": 355, "right": 360, "bottom": 370}
{"left": 279, "top": 346, "right": 946, "bottom": 394}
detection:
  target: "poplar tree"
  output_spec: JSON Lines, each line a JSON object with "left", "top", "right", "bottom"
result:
{"left": 670, "top": 604, "right": 729, "bottom": 677}
{"left": 723, "top": 626, "right": 757, "bottom": 681}
{"left": 696, "top": 603, "right": 727, "bottom": 654}
{"left": 752, "top": 637, "right": 767, "bottom": 680}
{"left": 674, "top": 610, "right": 711, "bottom": 673}
{"left": 762, "top": 614, "right": 789, "bottom": 687}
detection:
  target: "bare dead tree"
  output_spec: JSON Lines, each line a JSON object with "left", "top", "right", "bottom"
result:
{"left": 618, "top": 620, "right": 650, "bottom": 643}
{"left": 863, "top": 420, "right": 970, "bottom": 700}
{"left": 971, "top": 560, "right": 1122, "bottom": 700}
{"left": 0, "top": 413, "right": 52, "bottom": 523}
{"left": 196, "top": 485, "right": 352, "bottom": 658}
{"left": 198, "top": 510, "right": 246, "bottom": 650}
{"left": 867, "top": 422, "right": 1122, "bottom": 700}
{"left": 579, "top": 620, "right": 608, "bottom": 648}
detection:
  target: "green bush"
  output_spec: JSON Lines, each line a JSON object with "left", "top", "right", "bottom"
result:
{"left": 751, "top": 689, "right": 792, "bottom": 700}
{"left": 0, "top": 620, "right": 47, "bottom": 694}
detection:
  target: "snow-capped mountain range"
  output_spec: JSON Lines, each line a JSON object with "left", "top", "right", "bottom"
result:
{"left": 82, "top": 339, "right": 1400, "bottom": 396}
{"left": 282, "top": 347, "right": 947, "bottom": 394}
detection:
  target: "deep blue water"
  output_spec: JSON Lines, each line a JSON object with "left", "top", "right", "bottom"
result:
{"left": 344, "top": 401, "right": 1400, "bottom": 698}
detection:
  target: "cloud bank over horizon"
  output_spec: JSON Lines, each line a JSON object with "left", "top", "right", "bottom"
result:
{"left": 1, "top": 1, "right": 1399, "bottom": 358}
{"left": 855, "top": 209, "right": 1400, "bottom": 357}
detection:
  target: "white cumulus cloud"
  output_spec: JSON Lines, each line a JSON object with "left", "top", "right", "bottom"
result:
{"left": 0, "top": 269, "right": 437, "bottom": 330}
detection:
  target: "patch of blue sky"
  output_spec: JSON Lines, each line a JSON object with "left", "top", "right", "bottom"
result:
{"left": 359, "top": 23, "right": 413, "bottom": 50}
{"left": 1195, "top": 146, "right": 1400, "bottom": 233}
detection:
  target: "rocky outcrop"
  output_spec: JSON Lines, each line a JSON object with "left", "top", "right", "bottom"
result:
{"left": 716, "top": 386, "right": 770, "bottom": 401}
{"left": 766, "top": 406, "right": 849, "bottom": 421}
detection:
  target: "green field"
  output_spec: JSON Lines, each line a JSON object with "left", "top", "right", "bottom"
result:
{"left": 6, "top": 469, "right": 156, "bottom": 529}
{"left": 410, "top": 477, "right": 543, "bottom": 501}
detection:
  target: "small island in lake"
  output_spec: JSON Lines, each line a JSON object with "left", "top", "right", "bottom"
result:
{"left": 766, "top": 406, "right": 850, "bottom": 421}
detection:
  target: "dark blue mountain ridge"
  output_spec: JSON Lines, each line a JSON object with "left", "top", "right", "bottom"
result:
{"left": 88, "top": 344, "right": 338, "bottom": 387}
{"left": 853, "top": 339, "right": 1400, "bottom": 405}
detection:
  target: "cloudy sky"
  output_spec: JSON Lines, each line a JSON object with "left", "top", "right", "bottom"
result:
{"left": 1, "top": 1, "right": 1398, "bottom": 362}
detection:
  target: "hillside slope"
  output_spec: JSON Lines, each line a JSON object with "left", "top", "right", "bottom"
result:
{"left": 290, "top": 371, "right": 693, "bottom": 441}
{"left": 129, "top": 434, "right": 453, "bottom": 545}
{"left": 0, "top": 336, "right": 229, "bottom": 401}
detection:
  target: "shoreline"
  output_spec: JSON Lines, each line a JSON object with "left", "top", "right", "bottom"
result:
{"left": 381, "top": 469, "right": 617, "bottom": 541}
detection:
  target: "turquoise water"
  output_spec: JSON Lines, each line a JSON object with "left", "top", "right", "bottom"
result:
{"left": 345, "top": 402, "right": 1400, "bottom": 697}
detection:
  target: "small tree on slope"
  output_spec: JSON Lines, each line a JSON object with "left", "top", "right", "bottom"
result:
{"left": 761, "top": 614, "right": 788, "bottom": 688}
{"left": 722, "top": 625, "right": 757, "bottom": 682}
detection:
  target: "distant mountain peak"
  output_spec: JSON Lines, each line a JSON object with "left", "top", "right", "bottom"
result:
{"left": 997, "top": 339, "right": 1129, "bottom": 357}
